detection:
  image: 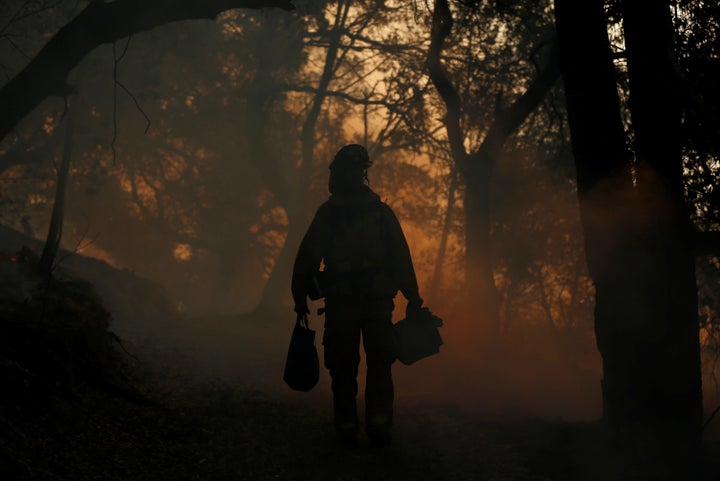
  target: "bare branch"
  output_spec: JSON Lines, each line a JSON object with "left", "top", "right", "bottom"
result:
{"left": 0, "top": 0, "right": 295, "bottom": 144}
{"left": 0, "top": 0, "right": 31, "bottom": 37}
{"left": 14, "top": 0, "right": 64, "bottom": 25}
{"left": 117, "top": 81, "right": 152, "bottom": 134}
{"left": 425, "top": 0, "right": 468, "bottom": 168}
{"left": 472, "top": 42, "right": 560, "bottom": 164}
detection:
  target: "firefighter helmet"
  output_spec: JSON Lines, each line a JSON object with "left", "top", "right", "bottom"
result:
{"left": 329, "top": 144, "right": 372, "bottom": 171}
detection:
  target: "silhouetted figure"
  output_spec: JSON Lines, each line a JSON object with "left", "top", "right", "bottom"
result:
{"left": 291, "top": 144, "right": 423, "bottom": 447}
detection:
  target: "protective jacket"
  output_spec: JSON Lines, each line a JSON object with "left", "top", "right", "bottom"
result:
{"left": 291, "top": 185, "right": 422, "bottom": 308}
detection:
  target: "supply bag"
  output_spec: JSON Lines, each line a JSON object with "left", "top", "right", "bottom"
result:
{"left": 283, "top": 317, "right": 320, "bottom": 392}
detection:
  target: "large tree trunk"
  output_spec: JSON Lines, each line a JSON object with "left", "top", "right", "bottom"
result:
{"left": 554, "top": 0, "right": 635, "bottom": 431}
{"left": 554, "top": 0, "right": 702, "bottom": 472}
{"left": 554, "top": 0, "right": 636, "bottom": 431}
{"left": 622, "top": 0, "right": 702, "bottom": 453}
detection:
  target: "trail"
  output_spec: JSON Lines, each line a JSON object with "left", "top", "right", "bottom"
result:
{"left": 4, "top": 312, "right": 717, "bottom": 481}
{"left": 10, "top": 372, "right": 718, "bottom": 481}
{"left": 153, "top": 309, "right": 604, "bottom": 422}
{"left": 2, "top": 377, "right": 607, "bottom": 481}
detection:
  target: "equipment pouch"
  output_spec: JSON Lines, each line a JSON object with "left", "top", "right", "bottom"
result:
{"left": 393, "top": 307, "right": 444, "bottom": 365}
{"left": 283, "top": 318, "right": 320, "bottom": 392}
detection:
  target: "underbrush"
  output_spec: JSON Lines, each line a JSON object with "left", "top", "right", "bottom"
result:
{"left": 0, "top": 247, "right": 143, "bottom": 410}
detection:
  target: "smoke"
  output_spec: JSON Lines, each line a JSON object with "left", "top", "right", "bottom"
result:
{"left": 6, "top": 2, "right": 718, "bottom": 431}
{"left": 123, "top": 290, "right": 603, "bottom": 423}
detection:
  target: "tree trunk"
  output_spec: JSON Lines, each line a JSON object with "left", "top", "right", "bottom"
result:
{"left": 622, "top": 0, "right": 702, "bottom": 453}
{"left": 429, "top": 170, "right": 458, "bottom": 301}
{"left": 38, "top": 99, "right": 76, "bottom": 276}
{"left": 427, "top": 0, "right": 560, "bottom": 334}
{"left": 462, "top": 155, "right": 500, "bottom": 333}
{"left": 554, "top": 0, "right": 635, "bottom": 431}
{"left": 555, "top": 0, "right": 702, "bottom": 471}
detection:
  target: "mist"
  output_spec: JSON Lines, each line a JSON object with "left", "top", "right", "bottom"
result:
{"left": 0, "top": 0, "right": 715, "bottom": 420}
{"left": 2, "top": 0, "right": 720, "bottom": 479}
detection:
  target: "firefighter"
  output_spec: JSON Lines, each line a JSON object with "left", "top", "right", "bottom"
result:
{"left": 291, "top": 144, "right": 423, "bottom": 447}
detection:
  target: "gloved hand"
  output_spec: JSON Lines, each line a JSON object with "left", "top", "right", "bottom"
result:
{"left": 406, "top": 300, "right": 443, "bottom": 327}
{"left": 295, "top": 301, "right": 310, "bottom": 327}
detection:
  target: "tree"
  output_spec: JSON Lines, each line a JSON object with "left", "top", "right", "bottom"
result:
{"left": 554, "top": 0, "right": 702, "bottom": 472}
{"left": 426, "top": 0, "right": 560, "bottom": 333}
{"left": 246, "top": 0, "right": 442, "bottom": 315}
{"left": 0, "top": 0, "right": 294, "bottom": 147}
{"left": 37, "top": 96, "right": 76, "bottom": 275}
{"left": 1, "top": 1, "right": 448, "bottom": 317}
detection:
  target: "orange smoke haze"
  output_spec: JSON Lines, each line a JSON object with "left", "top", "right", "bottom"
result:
{"left": 2, "top": 2, "right": 718, "bottom": 430}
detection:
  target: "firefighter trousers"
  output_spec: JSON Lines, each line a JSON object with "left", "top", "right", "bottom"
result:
{"left": 322, "top": 297, "right": 396, "bottom": 436}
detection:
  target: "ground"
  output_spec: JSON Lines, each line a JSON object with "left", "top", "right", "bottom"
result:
{"left": 0, "top": 379, "right": 607, "bottom": 481}
{"left": 4, "top": 385, "right": 719, "bottom": 481}
{"left": 1, "top": 288, "right": 719, "bottom": 481}
{"left": 3, "top": 342, "right": 719, "bottom": 481}
{"left": 2, "top": 236, "right": 719, "bottom": 480}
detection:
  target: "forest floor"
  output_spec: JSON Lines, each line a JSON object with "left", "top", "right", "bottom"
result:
{"left": 0, "top": 378, "right": 603, "bottom": 481}
{"left": 3, "top": 375, "right": 720, "bottom": 481}
{"left": 3, "top": 313, "right": 720, "bottom": 481}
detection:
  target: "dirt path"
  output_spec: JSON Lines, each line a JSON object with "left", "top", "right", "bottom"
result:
{"left": 4, "top": 369, "right": 720, "bottom": 481}
{"left": 0, "top": 381, "right": 586, "bottom": 481}
{"left": 4, "top": 312, "right": 717, "bottom": 481}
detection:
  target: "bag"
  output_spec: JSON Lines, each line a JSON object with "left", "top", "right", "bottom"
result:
{"left": 394, "top": 308, "right": 443, "bottom": 366}
{"left": 283, "top": 318, "right": 320, "bottom": 392}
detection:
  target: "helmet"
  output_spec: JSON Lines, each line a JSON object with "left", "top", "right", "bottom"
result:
{"left": 329, "top": 144, "right": 372, "bottom": 172}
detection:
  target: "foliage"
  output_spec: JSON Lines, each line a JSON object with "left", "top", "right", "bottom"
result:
{"left": 675, "top": 1, "right": 720, "bottom": 230}
{"left": 0, "top": 1, "right": 597, "bottom": 350}
{"left": 0, "top": 246, "right": 129, "bottom": 409}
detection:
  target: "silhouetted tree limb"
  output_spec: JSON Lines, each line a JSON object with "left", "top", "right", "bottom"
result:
{"left": 275, "top": 85, "right": 406, "bottom": 114}
{"left": 298, "top": 0, "right": 350, "bottom": 198}
{"left": 425, "top": 0, "right": 467, "bottom": 167}
{"left": 468, "top": 46, "right": 560, "bottom": 172}
{"left": 0, "top": 0, "right": 295, "bottom": 144}
{"left": 427, "top": 0, "right": 561, "bottom": 176}
{"left": 303, "top": 30, "right": 427, "bottom": 56}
